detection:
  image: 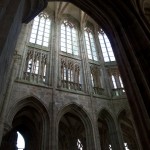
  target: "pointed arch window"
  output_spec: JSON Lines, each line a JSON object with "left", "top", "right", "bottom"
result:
{"left": 84, "top": 27, "right": 98, "bottom": 61}
{"left": 61, "top": 20, "right": 79, "bottom": 55}
{"left": 29, "top": 12, "right": 51, "bottom": 47}
{"left": 98, "top": 29, "right": 115, "bottom": 62}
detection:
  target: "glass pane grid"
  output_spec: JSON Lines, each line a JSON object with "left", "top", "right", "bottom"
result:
{"left": 98, "top": 31, "right": 116, "bottom": 62}
{"left": 61, "top": 20, "right": 79, "bottom": 55}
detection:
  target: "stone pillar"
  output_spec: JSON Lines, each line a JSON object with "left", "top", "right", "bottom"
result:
{"left": 0, "top": 130, "right": 18, "bottom": 150}
{"left": 79, "top": 29, "right": 91, "bottom": 93}
{"left": 93, "top": 121, "right": 102, "bottom": 150}
{"left": 114, "top": 120, "right": 126, "bottom": 150}
{"left": 0, "top": 0, "right": 47, "bottom": 146}
{"left": 110, "top": 18, "right": 150, "bottom": 149}
{"left": 0, "top": 0, "right": 25, "bottom": 145}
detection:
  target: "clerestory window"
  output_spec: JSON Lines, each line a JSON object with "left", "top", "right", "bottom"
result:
{"left": 98, "top": 29, "right": 115, "bottom": 62}
{"left": 61, "top": 20, "right": 79, "bottom": 55}
{"left": 84, "top": 27, "right": 98, "bottom": 61}
{"left": 29, "top": 12, "right": 51, "bottom": 47}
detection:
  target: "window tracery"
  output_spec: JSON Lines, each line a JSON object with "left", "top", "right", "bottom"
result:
{"left": 29, "top": 12, "right": 51, "bottom": 47}
{"left": 98, "top": 29, "right": 115, "bottom": 62}
{"left": 90, "top": 65, "right": 104, "bottom": 95}
{"left": 84, "top": 27, "right": 98, "bottom": 61}
{"left": 24, "top": 48, "right": 48, "bottom": 84}
{"left": 61, "top": 19, "right": 79, "bottom": 55}
{"left": 108, "top": 68, "right": 125, "bottom": 96}
{"left": 61, "top": 58, "right": 81, "bottom": 91}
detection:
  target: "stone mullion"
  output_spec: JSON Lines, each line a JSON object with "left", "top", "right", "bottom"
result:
{"left": 115, "top": 73, "right": 121, "bottom": 89}
{"left": 47, "top": 19, "right": 56, "bottom": 87}
{"left": 77, "top": 67, "right": 80, "bottom": 90}
{"left": 0, "top": 0, "right": 25, "bottom": 133}
{"left": 41, "top": 54, "right": 46, "bottom": 83}
{"left": 66, "top": 61, "right": 69, "bottom": 89}
{"left": 73, "top": 64, "right": 76, "bottom": 89}
{"left": 76, "top": 66, "right": 80, "bottom": 90}
{"left": 60, "top": 61, "right": 63, "bottom": 87}
{"left": 95, "top": 27, "right": 111, "bottom": 96}
{"left": 37, "top": 52, "right": 42, "bottom": 83}
{"left": 106, "top": 71, "right": 114, "bottom": 97}
{"left": 93, "top": 29, "right": 101, "bottom": 90}
{"left": 42, "top": 18, "right": 46, "bottom": 46}
{"left": 29, "top": 50, "right": 35, "bottom": 82}
{"left": 94, "top": 27, "right": 103, "bottom": 62}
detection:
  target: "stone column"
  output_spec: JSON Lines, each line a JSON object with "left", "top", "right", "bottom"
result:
{"left": 110, "top": 19, "right": 150, "bottom": 149}
{"left": 79, "top": 29, "right": 91, "bottom": 93}
{"left": 0, "top": 0, "right": 25, "bottom": 145}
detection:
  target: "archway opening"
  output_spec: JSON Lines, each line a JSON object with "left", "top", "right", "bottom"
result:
{"left": 98, "top": 118, "right": 111, "bottom": 150}
{"left": 58, "top": 112, "right": 86, "bottom": 150}
{"left": 118, "top": 111, "right": 139, "bottom": 150}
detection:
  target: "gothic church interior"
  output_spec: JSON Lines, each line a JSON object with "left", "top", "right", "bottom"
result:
{"left": 0, "top": 0, "right": 150, "bottom": 150}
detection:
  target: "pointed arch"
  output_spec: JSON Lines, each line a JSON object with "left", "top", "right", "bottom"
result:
{"left": 4, "top": 96, "right": 50, "bottom": 150}
{"left": 118, "top": 109, "right": 140, "bottom": 150}
{"left": 56, "top": 103, "right": 95, "bottom": 150}
{"left": 6, "top": 96, "right": 49, "bottom": 124}
{"left": 97, "top": 108, "right": 121, "bottom": 150}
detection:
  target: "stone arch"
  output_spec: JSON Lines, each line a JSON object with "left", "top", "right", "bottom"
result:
{"left": 97, "top": 108, "right": 122, "bottom": 150}
{"left": 56, "top": 103, "right": 95, "bottom": 150}
{"left": 118, "top": 109, "right": 140, "bottom": 150}
{"left": 6, "top": 96, "right": 49, "bottom": 124}
{"left": 1, "top": 96, "right": 50, "bottom": 150}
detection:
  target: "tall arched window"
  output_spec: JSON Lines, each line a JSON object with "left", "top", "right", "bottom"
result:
{"left": 84, "top": 27, "right": 98, "bottom": 61}
{"left": 29, "top": 12, "right": 51, "bottom": 47}
{"left": 98, "top": 29, "right": 115, "bottom": 62}
{"left": 61, "top": 20, "right": 79, "bottom": 55}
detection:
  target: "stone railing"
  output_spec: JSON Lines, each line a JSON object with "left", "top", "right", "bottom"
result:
{"left": 23, "top": 72, "right": 46, "bottom": 84}
{"left": 61, "top": 80, "right": 82, "bottom": 91}
{"left": 93, "top": 87, "right": 104, "bottom": 95}
{"left": 112, "top": 88, "right": 126, "bottom": 97}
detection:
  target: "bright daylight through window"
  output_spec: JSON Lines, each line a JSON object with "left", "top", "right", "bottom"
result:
{"left": 17, "top": 132, "right": 25, "bottom": 150}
